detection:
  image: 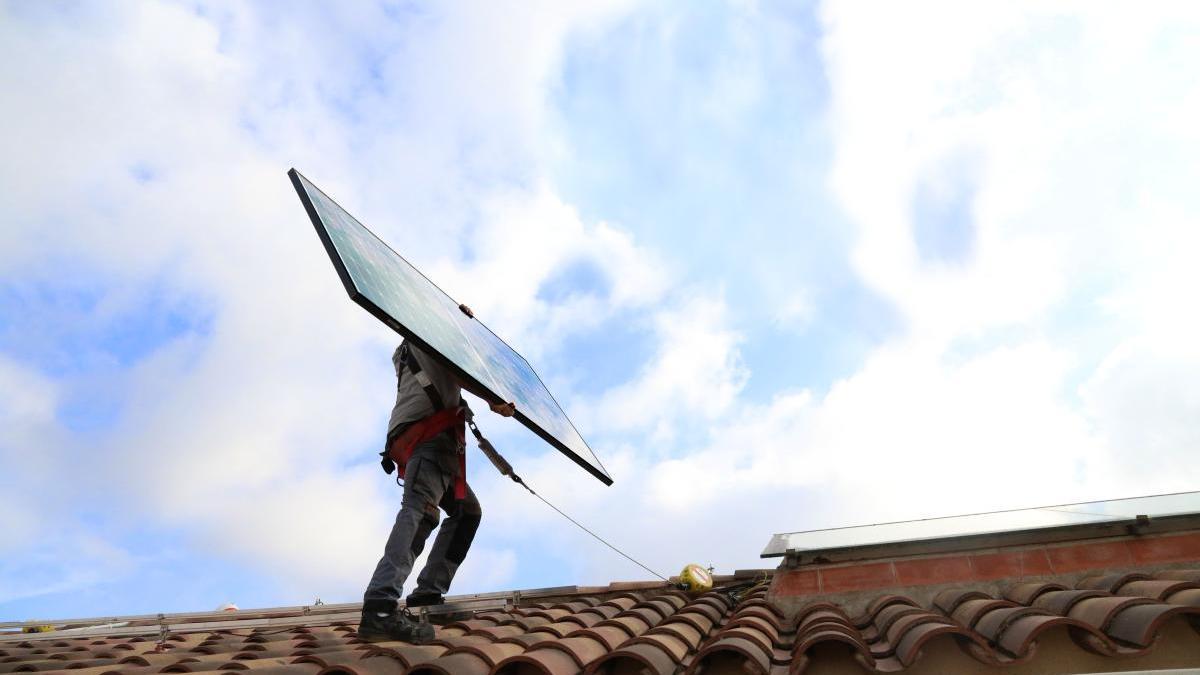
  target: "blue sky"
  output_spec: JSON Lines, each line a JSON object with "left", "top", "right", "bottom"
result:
{"left": 2, "top": 1, "right": 1200, "bottom": 621}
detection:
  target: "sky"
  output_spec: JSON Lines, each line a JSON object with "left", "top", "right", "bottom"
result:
{"left": 2, "top": 0, "right": 1199, "bottom": 621}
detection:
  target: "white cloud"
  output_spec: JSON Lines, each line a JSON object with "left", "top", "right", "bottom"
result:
{"left": 0, "top": 0, "right": 682, "bottom": 605}
{"left": 427, "top": 184, "right": 669, "bottom": 361}
{"left": 589, "top": 294, "right": 747, "bottom": 437}
{"left": 4, "top": 0, "right": 1200, "bottom": 613}
{"left": 465, "top": 1, "right": 1200, "bottom": 586}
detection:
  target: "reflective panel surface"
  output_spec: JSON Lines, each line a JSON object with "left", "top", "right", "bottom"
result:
{"left": 762, "top": 490, "right": 1200, "bottom": 557}
{"left": 290, "top": 169, "right": 610, "bottom": 484}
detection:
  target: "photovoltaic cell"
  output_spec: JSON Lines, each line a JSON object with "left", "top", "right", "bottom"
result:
{"left": 289, "top": 169, "right": 611, "bottom": 485}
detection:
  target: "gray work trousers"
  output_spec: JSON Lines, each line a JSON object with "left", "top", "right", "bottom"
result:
{"left": 363, "top": 441, "right": 482, "bottom": 609}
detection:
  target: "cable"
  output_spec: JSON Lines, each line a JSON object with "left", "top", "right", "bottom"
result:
{"left": 468, "top": 417, "right": 670, "bottom": 583}
{"left": 509, "top": 474, "right": 670, "bottom": 583}
{"left": 782, "top": 487, "right": 1196, "bottom": 535}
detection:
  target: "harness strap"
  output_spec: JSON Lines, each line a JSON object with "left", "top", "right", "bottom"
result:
{"left": 383, "top": 342, "right": 467, "bottom": 500}
{"left": 400, "top": 343, "right": 445, "bottom": 411}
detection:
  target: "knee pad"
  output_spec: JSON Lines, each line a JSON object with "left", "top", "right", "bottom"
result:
{"left": 446, "top": 509, "right": 481, "bottom": 565}
{"left": 409, "top": 509, "right": 440, "bottom": 558}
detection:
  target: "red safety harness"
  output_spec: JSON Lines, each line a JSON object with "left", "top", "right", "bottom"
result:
{"left": 380, "top": 343, "right": 469, "bottom": 500}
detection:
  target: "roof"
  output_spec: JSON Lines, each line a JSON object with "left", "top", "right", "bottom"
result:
{"left": 2, "top": 568, "right": 1199, "bottom": 674}
{"left": 5, "top": 502, "right": 1200, "bottom": 674}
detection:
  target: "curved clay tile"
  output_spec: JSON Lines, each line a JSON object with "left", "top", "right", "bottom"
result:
{"left": 432, "top": 635, "right": 494, "bottom": 651}
{"left": 679, "top": 603, "right": 724, "bottom": 629}
{"left": 658, "top": 591, "right": 692, "bottom": 610}
{"left": 549, "top": 600, "right": 596, "bottom": 614}
{"left": 856, "top": 595, "right": 919, "bottom": 627}
{"left": 496, "top": 633, "right": 548, "bottom": 650}
{"left": 1068, "top": 596, "right": 1157, "bottom": 632}
{"left": 293, "top": 650, "right": 379, "bottom": 672}
{"left": 295, "top": 639, "right": 347, "bottom": 649}
{"left": 525, "top": 608, "right": 573, "bottom": 623}
{"left": 1076, "top": 572, "right": 1151, "bottom": 593}
{"left": 625, "top": 632, "right": 694, "bottom": 665}
{"left": 1157, "top": 569, "right": 1200, "bottom": 582}
{"left": 361, "top": 644, "right": 448, "bottom": 669}
{"left": 794, "top": 603, "right": 851, "bottom": 629}
{"left": 585, "top": 640, "right": 679, "bottom": 675}
{"left": 530, "top": 621, "right": 582, "bottom": 639}
{"left": 235, "top": 647, "right": 297, "bottom": 660}
{"left": 720, "top": 615, "right": 781, "bottom": 646}
{"left": 873, "top": 603, "right": 927, "bottom": 638}
{"left": 933, "top": 588, "right": 992, "bottom": 616}
{"left": 412, "top": 641, "right": 526, "bottom": 675}
{"left": 605, "top": 615, "right": 652, "bottom": 638}
{"left": 448, "top": 618, "right": 501, "bottom": 632}
{"left": 666, "top": 609, "right": 717, "bottom": 637}
{"left": 1004, "top": 581, "right": 1068, "bottom": 606}
{"left": 407, "top": 651, "right": 491, "bottom": 675}
{"left": 689, "top": 595, "right": 733, "bottom": 616}
{"left": 972, "top": 606, "right": 1047, "bottom": 643}
{"left": 558, "top": 612, "right": 604, "bottom": 630}
{"left": 1032, "top": 589, "right": 1108, "bottom": 616}
{"left": 324, "top": 653, "right": 432, "bottom": 672}
{"left": 994, "top": 614, "right": 1108, "bottom": 660}
{"left": 571, "top": 625, "right": 639, "bottom": 653}
{"left": 737, "top": 596, "right": 786, "bottom": 620}
{"left": 727, "top": 605, "right": 787, "bottom": 633}
{"left": 882, "top": 613, "right": 957, "bottom": 652}
{"left": 1166, "top": 588, "right": 1200, "bottom": 608}
{"left": 559, "top": 634, "right": 619, "bottom": 665}
{"left": 606, "top": 593, "right": 646, "bottom": 608}
{"left": 580, "top": 605, "right": 622, "bottom": 621}
{"left": 472, "top": 625, "right": 529, "bottom": 641}
{"left": 639, "top": 600, "right": 677, "bottom": 623}
{"left": 951, "top": 598, "right": 1017, "bottom": 630}
{"left": 501, "top": 616, "right": 552, "bottom": 632}
{"left": 792, "top": 627, "right": 875, "bottom": 666}
{"left": 650, "top": 621, "right": 705, "bottom": 652}
{"left": 798, "top": 620, "right": 866, "bottom": 650}
{"left": 1118, "top": 579, "right": 1200, "bottom": 600}
{"left": 708, "top": 625, "right": 775, "bottom": 659}
{"left": 1105, "top": 602, "right": 1200, "bottom": 647}
{"left": 686, "top": 635, "right": 774, "bottom": 675}
{"left": 892, "top": 619, "right": 990, "bottom": 668}
{"left": 493, "top": 646, "right": 580, "bottom": 675}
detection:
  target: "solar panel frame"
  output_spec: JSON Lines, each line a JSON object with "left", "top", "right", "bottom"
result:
{"left": 288, "top": 168, "right": 612, "bottom": 486}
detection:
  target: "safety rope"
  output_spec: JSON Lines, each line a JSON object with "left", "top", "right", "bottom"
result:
{"left": 468, "top": 417, "right": 670, "bottom": 583}
{"left": 513, "top": 474, "right": 669, "bottom": 583}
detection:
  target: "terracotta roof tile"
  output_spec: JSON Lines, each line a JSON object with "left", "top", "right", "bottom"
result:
{"left": 5, "top": 567, "right": 1200, "bottom": 673}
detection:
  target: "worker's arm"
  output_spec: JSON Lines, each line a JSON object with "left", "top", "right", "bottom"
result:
{"left": 457, "top": 303, "right": 517, "bottom": 417}
{"left": 458, "top": 377, "right": 516, "bottom": 417}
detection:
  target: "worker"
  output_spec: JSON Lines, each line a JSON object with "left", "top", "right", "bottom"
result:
{"left": 359, "top": 305, "right": 516, "bottom": 644}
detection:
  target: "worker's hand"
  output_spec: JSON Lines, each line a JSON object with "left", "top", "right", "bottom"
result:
{"left": 459, "top": 304, "right": 475, "bottom": 319}
{"left": 490, "top": 401, "right": 516, "bottom": 417}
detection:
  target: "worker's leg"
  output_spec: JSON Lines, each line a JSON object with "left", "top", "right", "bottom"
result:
{"left": 362, "top": 455, "right": 451, "bottom": 610}
{"left": 411, "top": 483, "right": 482, "bottom": 596}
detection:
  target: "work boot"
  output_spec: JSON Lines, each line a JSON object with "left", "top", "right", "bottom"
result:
{"left": 405, "top": 590, "right": 473, "bottom": 625}
{"left": 357, "top": 608, "right": 434, "bottom": 644}
{"left": 404, "top": 590, "right": 444, "bottom": 608}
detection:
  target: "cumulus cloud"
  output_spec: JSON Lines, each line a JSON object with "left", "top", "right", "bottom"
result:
{"left": 460, "top": 0, "right": 1200, "bottom": 588}
{"left": 0, "top": 0, "right": 688, "bottom": 606}
{"left": 3, "top": 0, "right": 1200, "bottom": 614}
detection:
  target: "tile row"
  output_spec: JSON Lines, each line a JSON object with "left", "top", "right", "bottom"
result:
{"left": 4, "top": 569, "right": 1199, "bottom": 674}
{"left": 692, "top": 568, "right": 1200, "bottom": 674}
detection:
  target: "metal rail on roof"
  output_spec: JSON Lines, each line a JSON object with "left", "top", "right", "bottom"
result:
{"left": 0, "top": 584, "right": 587, "bottom": 641}
{"left": 762, "top": 489, "right": 1200, "bottom": 559}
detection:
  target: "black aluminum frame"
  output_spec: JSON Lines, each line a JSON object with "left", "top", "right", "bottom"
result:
{"left": 287, "top": 168, "right": 612, "bottom": 485}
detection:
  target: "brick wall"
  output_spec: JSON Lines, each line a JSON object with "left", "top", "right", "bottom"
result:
{"left": 768, "top": 530, "right": 1200, "bottom": 616}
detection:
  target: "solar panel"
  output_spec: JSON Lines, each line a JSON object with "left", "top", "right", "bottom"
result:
{"left": 289, "top": 169, "right": 611, "bottom": 485}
